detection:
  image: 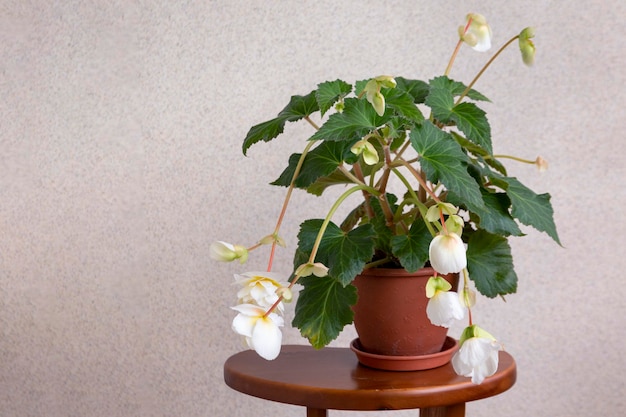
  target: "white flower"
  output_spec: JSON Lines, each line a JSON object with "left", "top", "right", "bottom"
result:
{"left": 231, "top": 304, "right": 284, "bottom": 360}
{"left": 425, "top": 276, "right": 465, "bottom": 327}
{"left": 234, "top": 271, "right": 288, "bottom": 311}
{"left": 427, "top": 291, "right": 465, "bottom": 328}
{"left": 459, "top": 13, "right": 492, "bottom": 52}
{"left": 210, "top": 241, "right": 248, "bottom": 264}
{"left": 429, "top": 232, "right": 467, "bottom": 274}
{"left": 452, "top": 326, "right": 502, "bottom": 384}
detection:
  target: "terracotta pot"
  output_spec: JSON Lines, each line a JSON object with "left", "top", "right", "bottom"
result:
{"left": 352, "top": 267, "right": 458, "bottom": 357}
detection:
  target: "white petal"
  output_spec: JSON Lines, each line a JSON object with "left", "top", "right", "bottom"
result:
{"left": 429, "top": 233, "right": 467, "bottom": 274}
{"left": 426, "top": 291, "right": 465, "bottom": 328}
{"left": 250, "top": 314, "right": 283, "bottom": 360}
{"left": 452, "top": 337, "right": 501, "bottom": 384}
{"left": 231, "top": 313, "right": 255, "bottom": 338}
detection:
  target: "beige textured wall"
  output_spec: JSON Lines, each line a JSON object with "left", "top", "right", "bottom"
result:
{"left": 1, "top": 1, "right": 624, "bottom": 416}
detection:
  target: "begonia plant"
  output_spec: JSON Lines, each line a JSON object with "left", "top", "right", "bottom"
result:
{"left": 212, "top": 13, "right": 559, "bottom": 383}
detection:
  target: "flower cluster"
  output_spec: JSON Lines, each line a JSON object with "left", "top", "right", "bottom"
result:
{"left": 423, "top": 205, "right": 502, "bottom": 383}
{"left": 212, "top": 13, "right": 559, "bottom": 384}
{"left": 228, "top": 271, "right": 291, "bottom": 360}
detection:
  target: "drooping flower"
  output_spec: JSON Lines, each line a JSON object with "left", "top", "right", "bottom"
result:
{"left": 518, "top": 27, "right": 536, "bottom": 66}
{"left": 425, "top": 202, "right": 458, "bottom": 222}
{"left": 429, "top": 232, "right": 467, "bottom": 274}
{"left": 452, "top": 325, "right": 502, "bottom": 384}
{"left": 295, "top": 261, "right": 330, "bottom": 278}
{"left": 363, "top": 76, "right": 396, "bottom": 116}
{"left": 234, "top": 271, "right": 289, "bottom": 311}
{"left": 425, "top": 276, "right": 465, "bottom": 327}
{"left": 350, "top": 139, "right": 379, "bottom": 165}
{"left": 535, "top": 155, "right": 548, "bottom": 172}
{"left": 459, "top": 13, "right": 492, "bottom": 52}
{"left": 231, "top": 304, "right": 284, "bottom": 360}
{"left": 210, "top": 241, "right": 248, "bottom": 264}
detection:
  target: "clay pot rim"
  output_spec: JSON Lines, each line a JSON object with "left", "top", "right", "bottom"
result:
{"left": 359, "top": 266, "right": 435, "bottom": 278}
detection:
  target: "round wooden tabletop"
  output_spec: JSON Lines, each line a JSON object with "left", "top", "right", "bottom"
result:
{"left": 224, "top": 344, "right": 516, "bottom": 411}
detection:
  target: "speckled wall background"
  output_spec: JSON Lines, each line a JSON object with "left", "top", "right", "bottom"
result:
{"left": 1, "top": 1, "right": 624, "bottom": 416}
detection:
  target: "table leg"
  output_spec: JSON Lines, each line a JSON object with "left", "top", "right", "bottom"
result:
{"left": 420, "top": 403, "right": 465, "bottom": 417}
{"left": 306, "top": 407, "right": 327, "bottom": 417}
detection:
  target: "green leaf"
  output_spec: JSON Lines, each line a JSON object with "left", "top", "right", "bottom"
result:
{"left": 292, "top": 275, "right": 357, "bottom": 348}
{"left": 390, "top": 219, "right": 431, "bottom": 272}
{"left": 296, "top": 219, "right": 376, "bottom": 286}
{"left": 310, "top": 97, "right": 384, "bottom": 142}
{"left": 316, "top": 79, "right": 352, "bottom": 117}
{"left": 306, "top": 168, "right": 353, "bottom": 196}
{"left": 384, "top": 88, "right": 424, "bottom": 123}
{"left": 395, "top": 77, "right": 430, "bottom": 103}
{"left": 410, "top": 121, "right": 484, "bottom": 211}
{"left": 499, "top": 177, "right": 561, "bottom": 244}
{"left": 425, "top": 77, "right": 492, "bottom": 153}
{"left": 424, "top": 80, "right": 454, "bottom": 122}
{"left": 466, "top": 230, "right": 518, "bottom": 298}
{"left": 242, "top": 90, "right": 319, "bottom": 155}
{"left": 428, "top": 76, "right": 490, "bottom": 102}
{"left": 271, "top": 141, "right": 357, "bottom": 188}
{"left": 450, "top": 102, "right": 492, "bottom": 154}
{"left": 449, "top": 190, "right": 523, "bottom": 237}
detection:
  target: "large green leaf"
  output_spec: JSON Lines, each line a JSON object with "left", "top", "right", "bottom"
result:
{"left": 449, "top": 102, "right": 492, "bottom": 154}
{"left": 271, "top": 141, "right": 357, "bottom": 188}
{"left": 425, "top": 77, "right": 492, "bottom": 153}
{"left": 390, "top": 219, "right": 431, "bottom": 272}
{"left": 395, "top": 77, "right": 430, "bottom": 104}
{"left": 310, "top": 97, "right": 384, "bottom": 142}
{"left": 499, "top": 177, "right": 561, "bottom": 244}
{"left": 316, "top": 79, "right": 352, "bottom": 117}
{"left": 383, "top": 88, "right": 424, "bottom": 123}
{"left": 296, "top": 219, "right": 376, "bottom": 286}
{"left": 424, "top": 79, "right": 454, "bottom": 122}
{"left": 242, "top": 90, "right": 319, "bottom": 155}
{"left": 428, "top": 76, "right": 490, "bottom": 102}
{"left": 292, "top": 275, "right": 357, "bottom": 348}
{"left": 466, "top": 229, "right": 518, "bottom": 298}
{"left": 448, "top": 189, "right": 523, "bottom": 237}
{"left": 410, "top": 121, "right": 484, "bottom": 211}
{"left": 306, "top": 168, "right": 353, "bottom": 196}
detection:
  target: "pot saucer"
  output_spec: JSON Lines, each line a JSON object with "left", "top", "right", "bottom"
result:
{"left": 350, "top": 336, "right": 458, "bottom": 371}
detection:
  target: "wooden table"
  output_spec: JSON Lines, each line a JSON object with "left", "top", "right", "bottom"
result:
{"left": 224, "top": 345, "right": 516, "bottom": 417}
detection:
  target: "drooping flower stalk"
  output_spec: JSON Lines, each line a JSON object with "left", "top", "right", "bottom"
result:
{"left": 444, "top": 15, "right": 474, "bottom": 76}
{"left": 266, "top": 139, "right": 317, "bottom": 271}
{"left": 390, "top": 167, "right": 437, "bottom": 237}
{"left": 394, "top": 158, "right": 441, "bottom": 204}
{"left": 456, "top": 34, "right": 520, "bottom": 105}
{"left": 264, "top": 184, "right": 375, "bottom": 318}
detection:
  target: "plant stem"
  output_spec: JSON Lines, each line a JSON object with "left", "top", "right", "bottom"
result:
{"left": 394, "top": 158, "right": 441, "bottom": 203}
{"left": 390, "top": 168, "right": 437, "bottom": 237}
{"left": 444, "top": 16, "right": 472, "bottom": 76}
{"left": 455, "top": 34, "right": 520, "bottom": 105}
{"left": 352, "top": 162, "right": 375, "bottom": 219}
{"left": 263, "top": 185, "right": 370, "bottom": 318}
{"left": 491, "top": 154, "right": 536, "bottom": 164}
{"left": 462, "top": 268, "right": 473, "bottom": 326}
{"left": 267, "top": 140, "right": 316, "bottom": 271}
{"left": 444, "top": 39, "right": 464, "bottom": 77}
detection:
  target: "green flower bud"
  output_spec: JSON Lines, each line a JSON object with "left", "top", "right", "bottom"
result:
{"left": 518, "top": 27, "right": 536, "bottom": 66}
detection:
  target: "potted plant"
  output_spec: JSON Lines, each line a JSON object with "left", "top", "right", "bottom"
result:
{"left": 212, "top": 13, "right": 559, "bottom": 383}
